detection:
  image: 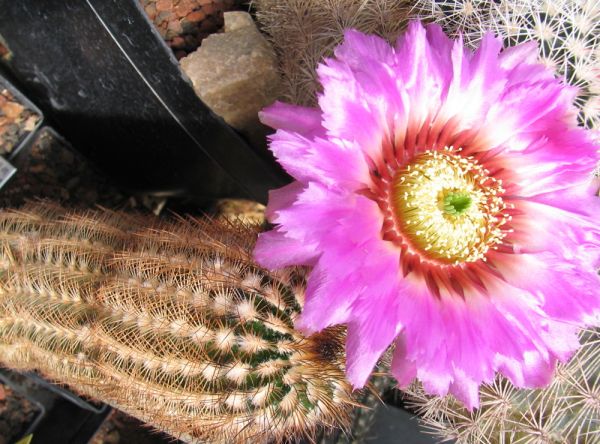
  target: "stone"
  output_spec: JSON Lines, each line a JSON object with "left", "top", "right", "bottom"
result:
{"left": 169, "top": 36, "right": 186, "bottom": 49}
{"left": 223, "top": 11, "right": 254, "bottom": 32}
{"left": 186, "top": 10, "right": 206, "bottom": 22}
{"left": 145, "top": 3, "right": 157, "bottom": 20}
{"left": 3, "top": 102, "right": 24, "bottom": 119}
{"left": 155, "top": 0, "right": 173, "bottom": 12}
{"left": 167, "top": 18, "right": 183, "bottom": 34}
{"left": 175, "top": 4, "right": 190, "bottom": 17}
{"left": 156, "top": 10, "right": 173, "bottom": 22}
{"left": 180, "top": 11, "right": 282, "bottom": 150}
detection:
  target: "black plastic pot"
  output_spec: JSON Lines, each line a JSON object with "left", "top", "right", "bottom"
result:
{"left": 0, "top": 126, "right": 135, "bottom": 209}
{"left": 0, "top": 368, "right": 111, "bottom": 444}
{"left": 0, "top": 0, "right": 288, "bottom": 204}
{"left": 0, "top": 371, "right": 45, "bottom": 443}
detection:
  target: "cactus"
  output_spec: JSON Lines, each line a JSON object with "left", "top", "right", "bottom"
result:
{"left": 403, "top": 328, "right": 600, "bottom": 444}
{"left": 0, "top": 202, "right": 353, "bottom": 444}
{"left": 412, "top": 0, "right": 600, "bottom": 130}
{"left": 254, "top": 0, "right": 412, "bottom": 106}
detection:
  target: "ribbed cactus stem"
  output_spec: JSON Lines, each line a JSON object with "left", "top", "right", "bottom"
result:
{"left": 0, "top": 202, "right": 353, "bottom": 444}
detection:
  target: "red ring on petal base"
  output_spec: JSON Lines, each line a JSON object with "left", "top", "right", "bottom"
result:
{"left": 366, "top": 118, "right": 516, "bottom": 298}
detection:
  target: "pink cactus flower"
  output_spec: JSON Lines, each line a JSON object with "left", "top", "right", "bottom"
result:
{"left": 254, "top": 21, "right": 600, "bottom": 409}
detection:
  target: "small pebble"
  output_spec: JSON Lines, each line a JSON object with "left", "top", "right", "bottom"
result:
{"left": 186, "top": 10, "right": 205, "bottom": 22}
{"left": 156, "top": 0, "right": 173, "bottom": 12}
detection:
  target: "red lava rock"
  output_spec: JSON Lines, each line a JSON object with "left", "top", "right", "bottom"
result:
{"left": 201, "top": 3, "right": 217, "bottom": 15}
{"left": 186, "top": 10, "right": 206, "bottom": 22}
{"left": 156, "top": 10, "right": 173, "bottom": 21}
{"left": 175, "top": 4, "right": 190, "bottom": 17}
{"left": 169, "top": 36, "right": 186, "bottom": 48}
{"left": 200, "top": 18, "right": 219, "bottom": 32}
{"left": 157, "top": 26, "right": 168, "bottom": 38}
{"left": 184, "top": 34, "right": 198, "bottom": 45}
{"left": 0, "top": 383, "right": 41, "bottom": 444}
{"left": 168, "top": 19, "right": 183, "bottom": 33}
{"left": 0, "top": 128, "right": 142, "bottom": 209}
{"left": 140, "top": 0, "right": 247, "bottom": 55}
{"left": 145, "top": 3, "right": 157, "bottom": 19}
{"left": 155, "top": 0, "right": 173, "bottom": 12}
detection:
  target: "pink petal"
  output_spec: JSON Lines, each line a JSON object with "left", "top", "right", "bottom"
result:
{"left": 259, "top": 101, "right": 323, "bottom": 136}
{"left": 254, "top": 228, "right": 319, "bottom": 269}
{"left": 297, "top": 194, "right": 394, "bottom": 332}
{"left": 265, "top": 181, "right": 305, "bottom": 222}
{"left": 335, "top": 29, "right": 395, "bottom": 67}
{"left": 391, "top": 335, "right": 417, "bottom": 387}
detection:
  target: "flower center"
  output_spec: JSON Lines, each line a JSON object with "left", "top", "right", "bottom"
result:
{"left": 443, "top": 191, "right": 472, "bottom": 215}
{"left": 391, "top": 149, "right": 508, "bottom": 264}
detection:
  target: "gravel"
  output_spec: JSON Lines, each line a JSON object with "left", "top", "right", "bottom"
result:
{"left": 0, "top": 80, "right": 41, "bottom": 157}
{"left": 0, "top": 383, "right": 40, "bottom": 444}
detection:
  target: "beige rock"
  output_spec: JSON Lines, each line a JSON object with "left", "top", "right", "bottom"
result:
{"left": 223, "top": 11, "right": 255, "bottom": 32}
{"left": 180, "top": 11, "right": 282, "bottom": 149}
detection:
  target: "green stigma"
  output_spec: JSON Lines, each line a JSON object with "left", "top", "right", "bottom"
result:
{"left": 442, "top": 191, "right": 472, "bottom": 215}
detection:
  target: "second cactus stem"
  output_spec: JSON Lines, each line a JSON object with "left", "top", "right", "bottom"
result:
{"left": 0, "top": 202, "right": 353, "bottom": 444}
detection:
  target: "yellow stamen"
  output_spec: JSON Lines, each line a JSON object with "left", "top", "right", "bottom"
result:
{"left": 391, "top": 148, "right": 508, "bottom": 264}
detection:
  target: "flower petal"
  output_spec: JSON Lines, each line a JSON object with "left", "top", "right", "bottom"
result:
{"left": 259, "top": 101, "right": 323, "bottom": 136}
{"left": 255, "top": 21, "right": 600, "bottom": 410}
{"left": 254, "top": 228, "right": 319, "bottom": 269}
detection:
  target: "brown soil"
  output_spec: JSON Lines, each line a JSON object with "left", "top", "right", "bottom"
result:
{"left": 0, "top": 383, "right": 40, "bottom": 444}
{"left": 90, "top": 410, "right": 176, "bottom": 444}
{"left": 0, "top": 82, "right": 41, "bottom": 157}
{"left": 0, "top": 128, "right": 164, "bottom": 213}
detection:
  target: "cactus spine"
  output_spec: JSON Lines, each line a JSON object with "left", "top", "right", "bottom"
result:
{"left": 0, "top": 202, "right": 353, "bottom": 444}
{"left": 403, "top": 328, "right": 600, "bottom": 444}
{"left": 254, "top": 0, "right": 412, "bottom": 106}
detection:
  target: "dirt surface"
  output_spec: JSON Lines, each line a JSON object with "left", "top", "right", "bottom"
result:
{"left": 0, "top": 82, "right": 41, "bottom": 157}
{"left": 90, "top": 410, "right": 179, "bottom": 444}
{"left": 0, "top": 127, "right": 165, "bottom": 213}
{"left": 0, "top": 383, "right": 40, "bottom": 444}
{"left": 140, "top": 0, "right": 248, "bottom": 58}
